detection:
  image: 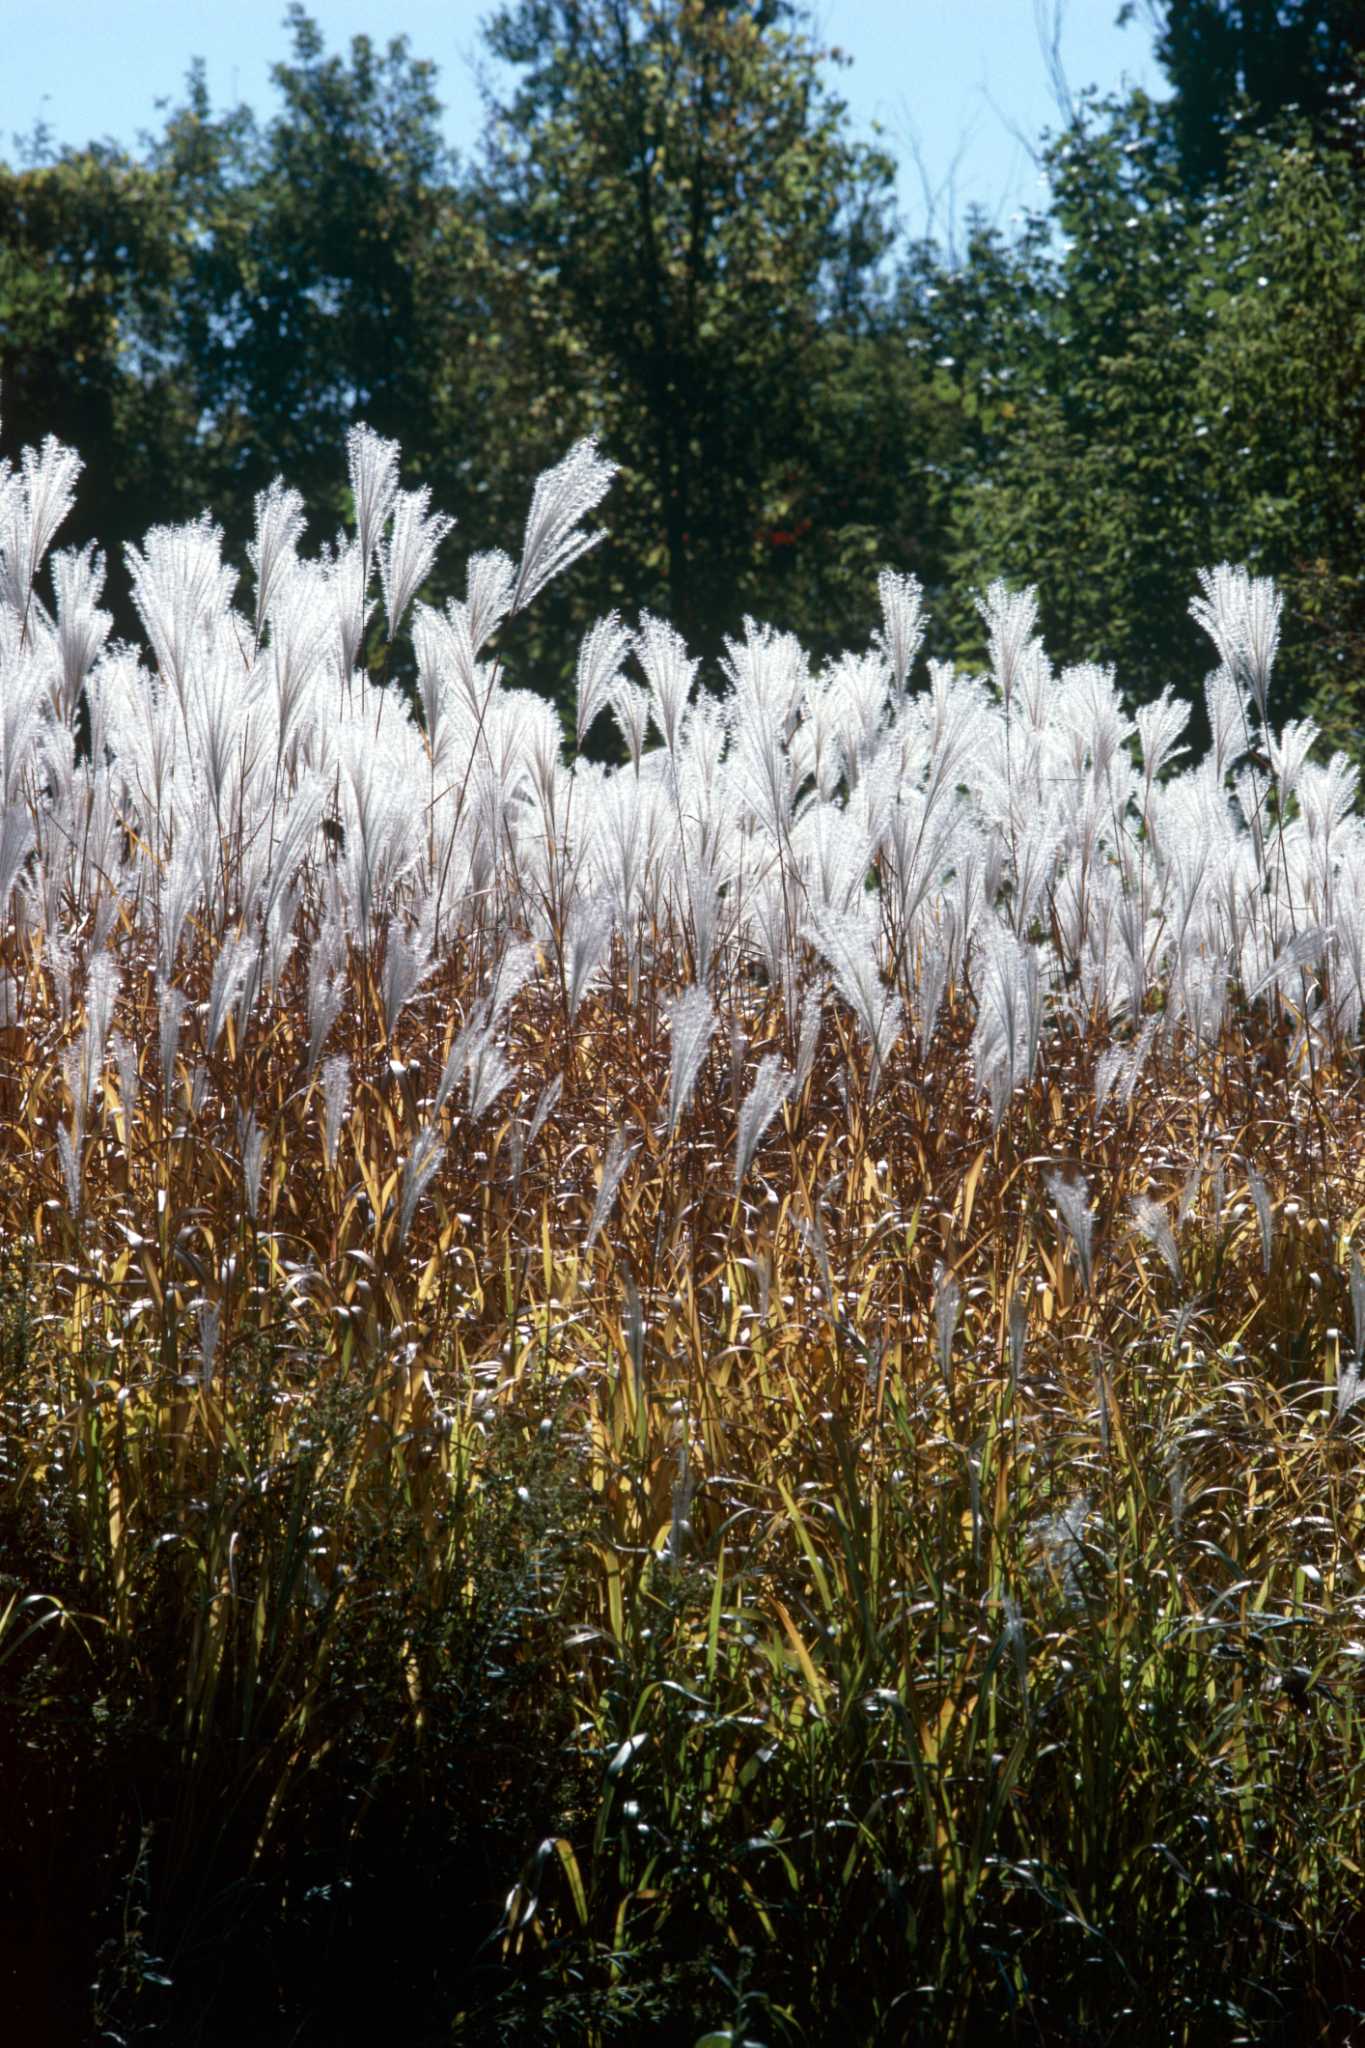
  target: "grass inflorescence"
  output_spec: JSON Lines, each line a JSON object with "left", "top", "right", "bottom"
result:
{"left": 1, "top": 427, "right": 1364, "bottom": 2044}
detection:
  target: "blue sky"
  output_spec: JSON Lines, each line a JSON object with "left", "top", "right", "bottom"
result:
{"left": 2, "top": 1, "right": 1165, "bottom": 245}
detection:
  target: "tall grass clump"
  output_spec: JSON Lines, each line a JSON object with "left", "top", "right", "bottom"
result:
{"left": 2, "top": 415, "right": 1364, "bottom": 2044}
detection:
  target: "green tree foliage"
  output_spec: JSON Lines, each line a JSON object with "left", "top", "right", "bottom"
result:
{"left": 0, "top": 141, "right": 205, "bottom": 593}
{"left": 909, "top": 89, "right": 1364, "bottom": 735}
{"left": 1122, "top": 1, "right": 1364, "bottom": 186}
{"left": 470, "top": 0, "right": 921, "bottom": 668}
{"left": 150, "top": 7, "right": 489, "bottom": 557}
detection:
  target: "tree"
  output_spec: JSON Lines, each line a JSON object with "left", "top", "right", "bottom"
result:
{"left": 1, "top": 10, "right": 514, "bottom": 648}
{"left": 916, "top": 86, "right": 1365, "bottom": 737}
{"left": 151, "top": 7, "right": 488, "bottom": 557}
{"left": 0, "top": 139, "right": 205, "bottom": 610}
{"left": 470, "top": 0, "right": 905, "bottom": 667}
{"left": 1120, "top": 1, "right": 1364, "bottom": 187}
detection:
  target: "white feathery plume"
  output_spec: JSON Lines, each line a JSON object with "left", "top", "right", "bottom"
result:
{"left": 824, "top": 651, "right": 891, "bottom": 786}
{"left": 1047, "top": 1170, "right": 1095, "bottom": 1292}
{"left": 919, "top": 659, "right": 992, "bottom": 805}
{"left": 1247, "top": 1170, "right": 1274, "bottom": 1275}
{"left": 735, "top": 1053, "right": 791, "bottom": 1191}
{"left": 486, "top": 939, "right": 538, "bottom": 1026}
{"left": 346, "top": 423, "right": 401, "bottom": 573}
{"left": 1008, "top": 804, "right": 1062, "bottom": 936}
{"left": 0, "top": 435, "right": 82, "bottom": 620}
{"left": 666, "top": 985, "right": 718, "bottom": 1135}
{"left": 875, "top": 568, "right": 925, "bottom": 695}
{"left": 0, "top": 807, "right": 34, "bottom": 920}
{"left": 235, "top": 937, "right": 267, "bottom": 1046}
{"left": 335, "top": 723, "right": 419, "bottom": 933}
{"left": 263, "top": 552, "right": 333, "bottom": 753}
{"left": 609, "top": 679, "right": 651, "bottom": 770}
{"left": 112, "top": 1033, "right": 139, "bottom": 1133}
{"left": 1267, "top": 717, "right": 1318, "bottom": 806}
{"left": 1204, "top": 665, "right": 1251, "bottom": 781}
{"left": 195, "top": 1300, "right": 222, "bottom": 1392}
{"left": 50, "top": 543, "right": 111, "bottom": 717}
{"left": 1177, "top": 949, "right": 1228, "bottom": 1048}
{"left": 1013, "top": 639, "right": 1056, "bottom": 730}
{"left": 883, "top": 785, "right": 960, "bottom": 934}
{"left": 1244, "top": 926, "right": 1327, "bottom": 1007}
{"left": 411, "top": 597, "right": 481, "bottom": 729}
{"left": 512, "top": 438, "right": 617, "bottom": 613}
{"left": 206, "top": 932, "right": 258, "bottom": 1052}
{"left": 795, "top": 985, "right": 823, "bottom": 1098}
{"left": 916, "top": 935, "right": 948, "bottom": 1060}
{"left": 1336, "top": 1358, "right": 1364, "bottom": 1423}
{"left": 158, "top": 983, "right": 187, "bottom": 1100}
{"left": 1190, "top": 563, "right": 1281, "bottom": 723}
{"left": 264, "top": 883, "right": 301, "bottom": 996}
{"left": 253, "top": 779, "right": 324, "bottom": 935}
{"left": 1297, "top": 753, "right": 1358, "bottom": 854}
{"left": 971, "top": 924, "right": 1042, "bottom": 1122}
{"left": 321, "top": 1053, "right": 350, "bottom": 1170}
{"left": 464, "top": 549, "right": 516, "bottom": 653}
{"left": 409, "top": 600, "right": 452, "bottom": 749}
{"left": 1093, "top": 1042, "right": 1126, "bottom": 1122}
{"left": 328, "top": 537, "right": 375, "bottom": 680}
{"left": 1134, "top": 686, "right": 1189, "bottom": 795}
{"left": 1338, "top": 1250, "right": 1365, "bottom": 1417}
{"left": 467, "top": 1036, "right": 515, "bottom": 1120}
{"left": 238, "top": 1110, "right": 265, "bottom": 1220}
{"left": 124, "top": 517, "right": 237, "bottom": 699}
{"left": 45, "top": 934, "right": 73, "bottom": 1025}
{"left": 398, "top": 1123, "right": 445, "bottom": 1243}
{"left": 721, "top": 616, "right": 810, "bottom": 736}
{"left": 307, "top": 920, "right": 347, "bottom": 1073}
{"left": 1059, "top": 661, "right": 1131, "bottom": 790}
{"left": 379, "top": 486, "right": 455, "bottom": 640}
{"left": 381, "top": 917, "right": 434, "bottom": 1039}
{"left": 57, "top": 1124, "right": 82, "bottom": 1215}
{"left": 575, "top": 613, "right": 631, "bottom": 748}
{"left": 84, "top": 953, "right": 120, "bottom": 1076}
{"left": 1131, "top": 1194, "right": 1181, "bottom": 1286}
{"left": 933, "top": 1261, "right": 960, "bottom": 1392}
{"left": 681, "top": 859, "right": 720, "bottom": 984}
{"left": 1118, "top": 1016, "right": 1158, "bottom": 1111}
{"left": 517, "top": 690, "right": 566, "bottom": 816}
{"left": 976, "top": 580, "right": 1040, "bottom": 713}
{"left": 636, "top": 611, "right": 700, "bottom": 753}
{"left": 434, "top": 1013, "right": 485, "bottom": 1118}
{"left": 247, "top": 478, "right": 307, "bottom": 635}
{"left": 183, "top": 633, "right": 255, "bottom": 822}
{"left": 792, "top": 800, "right": 871, "bottom": 919}
{"left": 811, "top": 910, "right": 903, "bottom": 1096}
{"left": 585, "top": 1129, "right": 636, "bottom": 1249}
{"left": 563, "top": 899, "right": 614, "bottom": 1019}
